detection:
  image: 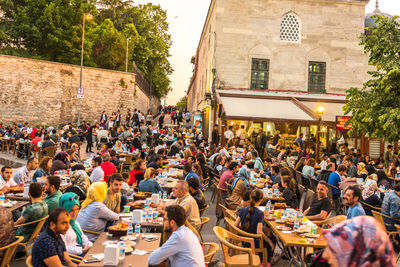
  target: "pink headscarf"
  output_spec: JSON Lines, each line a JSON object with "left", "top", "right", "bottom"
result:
{"left": 323, "top": 216, "right": 395, "bottom": 267}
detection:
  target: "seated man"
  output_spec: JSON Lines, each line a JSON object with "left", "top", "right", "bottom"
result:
{"left": 381, "top": 182, "right": 400, "bottom": 231}
{"left": 187, "top": 178, "right": 206, "bottom": 211}
{"left": 89, "top": 157, "right": 104, "bottom": 183}
{"left": 15, "top": 183, "right": 48, "bottom": 242}
{"left": 32, "top": 208, "right": 77, "bottom": 267}
{"left": 44, "top": 175, "right": 63, "bottom": 214}
{"left": 328, "top": 164, "right": 347, "bottom": 199}
{"left": 304, "top": 181, "right": 332, "bottom": 220}
{"left": 148, "top": 205, "right": 205, "bottom": 267}
{"left": 183, "top": 163, "right": 202, "bottom": 188}
{"left": 0, "top": 166, "right": 17, "bottom": 194}
{"left": 104, "top": 173, "right": 122, "bottom": 213}
{"left": 342, "top": 185, "right": 365, "bottom": 219}
{"left": 100, "top": 153, "right": 117, "bottom": 182}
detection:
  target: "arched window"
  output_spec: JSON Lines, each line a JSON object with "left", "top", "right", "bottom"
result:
{"left": 280, "top": 13, "right": 301, "bottom": 43}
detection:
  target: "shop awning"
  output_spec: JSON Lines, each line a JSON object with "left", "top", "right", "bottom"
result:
{"left": 219, "top": 96, "right": 317, "bottom": 123}
{"left": 301, "top": 101, "right": 350, "bottom": 122}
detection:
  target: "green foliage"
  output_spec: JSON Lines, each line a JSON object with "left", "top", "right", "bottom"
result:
{"left": 343, "top": 15, "right": 400, "bottom": 142}
{"left": 0, "top": 0, "right": 172, "bottom": 97}
{"left": 176, "top": 96, "right": 187, "bottom": 110}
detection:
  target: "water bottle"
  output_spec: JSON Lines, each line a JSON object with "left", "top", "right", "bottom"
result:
{"left": 281, "top": 209, "right": 287, "bottom": 220}
{"left": 0, "top": 193, "right": 4, "bottom": 204}
{"left": 163, "top": 191, "right": 167, "bottom": 199}
{"left": 297, "top": 209, "right": 303, "bottom": 222}
{"left": 119, "top": 241, "right": 125, "bottom": 260}
{"left": 148, "top": 208, "right": 153, "bottom": 223}
{"left": 268, "top": 188, "right": 273, "bottom": 198}
{"left": 158, "top": 191, "right": 162, "bottom": 199}
{"left": 266, "top": 200, "right": 271, "bottom": 214}
{"left": 127, "top": 223, "right": 133, "bottom": 236}
{"left": 141, "top": 212, "right": 146, "bottom": 223}
{"left": 135, "top": 221, "right": 141, "bottom": 234}
{"left": 294, "top": 217, "right": 299, "bottom": 229}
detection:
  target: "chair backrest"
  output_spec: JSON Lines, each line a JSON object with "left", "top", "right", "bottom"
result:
{"left": 124, "top": 155, "right": 133, "bottom": 164}
{"left": 41, "top": 146, "right": 57, "bottom": 158}
{"left": 199, "top": 205, "right": 209, "bottom": 216}
{"left": 371, "top": 210, "right": 386, "bottom": 229}
{"left": 199, "top": 217, "right": 210, "bottom": 232}
{"left": 185, "top": 220, "right": 201, "bottom": 243}
{"left": 303, "top": 189, "right": 315, "bottom": 211}
{"left": 0, "top": 236, "right": 24, "bottom": 267}
{"left": 203, "top": 242, "right": 219, "bottom": 265}
{"left": 219, "top": 204, "right": 236, "bottom": 221}
{"left": 19, "top": 215, "right": 49, "bottom": 245}
{"left": 298, "top": 184, "right": 306, "bottom": 199}
{"left": 320, "top": 215, "right": 347, "bottom": 226}
{"left": 295, "top": 170, "right": 303, "bottom": 185}
{"left": 361, "top": 201, "right": 381, "bottom": 212}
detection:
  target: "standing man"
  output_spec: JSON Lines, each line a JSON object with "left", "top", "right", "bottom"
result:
{"left": 159, "top": 112, "right": 165, "bottom": 129}
{"left": 43, "top": 176, "right": 62, "bottom": 214}
{"left": 224, "top": 126, "right": 234, "bottom": 146}
{"left": 148, "top": 205, "right": 205, "bottom": 267}
{"left": 185, "top": 111, "right": 191, "bottom": 125}
{"left": 104, "top": 173, "right": 123, "bottom": 213}
{"left": 0, "top": 166, "right": 17, "bottom": 194}
{"left": 255, "top": 129, "right": 266, "bottom": 159}
{"left": 384, "top": 145, "right": 393, "bottom": 170}
{"left": 295, "top": 133, "right": 305, "bottom": 151}
{"left": 13, "top": 157, "right": 38, "bottom": 185}
{"left": 342, "top": 185, "right": 365, "bottom": 219}
{"left": 115, "top": 110, "right": 122, "bottom": 127}
{"left": 125, "top": 109, "right": 131, "bottom": 127}
{"left": 85, "top": 124, "right": 95, "bottom": 153}
{"left": 100, "top": 111, "right": 107, "bottom": 125}
{"left": 31, "top": 208, "right": 77, "bottom": 267}
{"left": 236, "top": 125, "right": 247, "bottom": 147}
{"left": 211, "top": 124, "right": 219, "bottom": 152}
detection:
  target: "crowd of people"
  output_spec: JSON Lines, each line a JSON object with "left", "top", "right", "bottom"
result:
{"left": 0, "top": 111, "right": 399, "bottom": 266}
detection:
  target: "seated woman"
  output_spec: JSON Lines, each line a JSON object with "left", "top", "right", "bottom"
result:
{"left": 138, "top": 168, "right": 163, "bottom": 193}
{"left": 50, "top": 151, "right": 70, "bottom": 174}
{"left": 66, "top": 169, "right": 91, "bottom": 200}
{"left": 33, "top": 156, "right": 52, "bottom": 182}
{"left": 377, "top": 170, "right": 391, "bottom": 189}
{"left": 76, "top": 182, "right": 119, "bottom": 242}
{"left": 234, "top": 189, "right": 275, "bottom": 260}
{"left": 129, "top": 159, "right": 146, "bottom": 186}
{"left": 113, "top": 140, "right": 127, "bottom": 153}
{"left": 302, "top": 158, "right": 316, "bottom": 178}
{"left": 226, "top": 167, "right": 249, "bottom": 211}
{"left": 281, "top": 176, "right": 299, "bottom": 209}
{"left": 59, "top": 193, "right": 93, "bottom": 256}
{"left": 362, "top": 180, "right": 383, "bottom": 216}
{"left": 357, "top": 162, "right": 367, "bottom": 179}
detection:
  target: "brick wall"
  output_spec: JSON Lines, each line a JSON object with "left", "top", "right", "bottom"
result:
{"left": 0, "top": 55, "right": 159, "bottom": 126}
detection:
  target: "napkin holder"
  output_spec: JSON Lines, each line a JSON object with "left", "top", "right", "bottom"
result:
{"left": 151, "top": 193, "right": 160, "bottom": 204}
{"left": 262, "top": 188, "right": 268, "bottom": 198}
{"left": 23, "top": 186, "right": 29, "bottom": 198}
{"left": 103, "top": 244, "right": 119, "bottom": 266}
{"left": 132, "top": 209, "right": 144, "bottom": 223}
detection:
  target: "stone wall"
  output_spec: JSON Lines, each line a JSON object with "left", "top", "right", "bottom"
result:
{"left": 0, "top": 55, "right": 158, "bottom": 125}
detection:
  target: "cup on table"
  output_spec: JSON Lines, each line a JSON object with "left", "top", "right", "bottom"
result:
{"left": 124, "top": 205, "right": 130, "bottom": 213}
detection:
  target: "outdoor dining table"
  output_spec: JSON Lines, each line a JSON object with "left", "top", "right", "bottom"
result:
{"left": 79, "top": 232, "right": 161, "bottom": 267}
{"left": 265, "top": 219, "right": 327, "bottom": 267}
{"left": 1, "top": 200, "right": 30, "bottom": 212}
{"left": 5, "top": 193, "right": 30, "bottom": 202}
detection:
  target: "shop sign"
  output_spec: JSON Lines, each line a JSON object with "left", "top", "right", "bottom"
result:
{"left": 336, "top": 116, "right": 351, "bottom": 130}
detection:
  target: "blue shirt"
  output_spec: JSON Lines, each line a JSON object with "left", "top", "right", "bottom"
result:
{"left": 148, "top": 226, "right": 205, "bottom": 267}
{"left": 185, "top": 171, "right": 203, "bottom": 189}
{"left": 295, "top": 137, "right": 304, "bottom": 150}
{"left": 238, "top": 206, "right": 264, "bottom": 248}
{"left": 32, "top": 227, "right": 66, "bottom": 267}
{"left": 328, "top": 172, "right": 341, "bottom": 196}
{"left": 382, "top": 191, "right": 400, "bottom": 230}
{"left": 346, "top": 202, "right": 365, "bottom": 219}
{"left": 138, "top": 178, "right": 163, "bottom": 193}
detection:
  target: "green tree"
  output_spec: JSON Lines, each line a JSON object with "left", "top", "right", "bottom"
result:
{"left": 0, "top": 0, "right": 97, "bottom": 63}
{"left": 176, "top": 96, "right": 187, "bottom": 110}
{"left": 343, "top": 15, "right": 400, "bottom": 142}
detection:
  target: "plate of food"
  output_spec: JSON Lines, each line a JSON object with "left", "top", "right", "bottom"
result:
{"left": 304, "top": 233, "right": 320, "bottom": 238}
{"left": 125, "top": 246, "right": 134, "bottom": 254}
{"left": 121, "top": 236, "right": 137, "bottom": 241}
{"left": 264, "top": 217, "right": 276, "bottom": 221}
{"left": 109, "top": 222, "right": 128, "bottom": 237}
{"left": 10, "top": 186, "right": 24, "bottom": 193}
{"left": 276, "top": 219, "right": 286, "bottom": 224}
{"left": 124, "top": 241, "right": 136, "bottom": 247}
{"left": 277, "top": 226, "right": 291, "bottom": 231}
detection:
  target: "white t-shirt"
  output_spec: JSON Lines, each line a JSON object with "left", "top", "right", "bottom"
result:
{"left": 224, "top": 130, "right": 234, "bottom": 140}
{"left": 0, "top": 175, "right": 17, "bottom": 190}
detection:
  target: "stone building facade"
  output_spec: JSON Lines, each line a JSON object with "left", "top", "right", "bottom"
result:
{"left": 0, "top": 55, "right": 158, "bottom": 125}
{"left": 187, "top": 0, "right": 372, "bottom": 139}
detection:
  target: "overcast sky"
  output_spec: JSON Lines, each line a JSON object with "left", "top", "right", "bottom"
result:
{"left": 135, "top": 0, "right": 400, "bottom": 105}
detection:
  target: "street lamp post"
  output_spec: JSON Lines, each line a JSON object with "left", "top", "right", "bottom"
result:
{"left": 125, "top": 37, "right": 131, "bottom": 72}
{"left": 77, "top": 13, "right": 92, "bottom": 126}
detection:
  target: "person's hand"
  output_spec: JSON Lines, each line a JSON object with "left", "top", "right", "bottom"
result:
{"left": 82, "top": 243, "right": 91, "bottom": 254}
{"left": 150, "top": 202, "right": 158, "bottom": 208}
{"left": 260, "top": 170, "right": 264, "bottom": 175}
{"left": 2, "top": 186, "right": 10, "bottom": 193}
{"left": 131, "top": 182, "right": 137, "bottom": 190}
{"left": 272, "top": 184, "right": 278, "bottom": 189}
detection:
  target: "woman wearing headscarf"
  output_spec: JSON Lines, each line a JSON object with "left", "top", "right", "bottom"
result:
{"left": 322, "top": 216, "right": 395, "bottom": 267}
{"left": 65, "top": 169, "right": 91, "bottom": 200}
{"left": 226, "top": 167, "right": 250, "bottom": 211}
{"left": 76, "top": 182, "right": 119, "bottom": 242}
{"left": 50, "top": 151, "right": 71, "bottom": 174}
{"left": 362, "top": 180, "right": 383, "bottom": 216}
{"left": 59, "top": 192, "right": 93, "bottom": 256}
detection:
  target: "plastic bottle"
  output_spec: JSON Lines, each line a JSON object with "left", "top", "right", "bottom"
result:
{"left": 0, "top": 193, "right": 4, "bottom": 204}
{"left": 294, "top": 217, "right": 299, "bottom": 229}
{"left": 281, "top": 209, "right": 287, "bottom": 221}
{"left": 268, "top": 188, "right": 273, "bottom": 198}
{"left": 127, "top": 223, "right": 133, "bottom": 236}
{"left": 297, "top": 209, "right": 303, "bottom": 222}
{"left": 119, "top": 241, "right": 125, "bottom": 260}
{"left": 135, "top": 221, "right": 141, "bottom": 234}
{"left": 163, "top": 191, "right": 167, "bottom": 200}
{"left": 158, "top": 191, "right": 162, "bottom": 200}
{"left": 265, "top": 200, "right": 271, "bottom": 214}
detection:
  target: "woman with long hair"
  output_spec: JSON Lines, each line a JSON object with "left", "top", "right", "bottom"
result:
{"left": 138, "top": 167, "right": 163, "bottom": 193}
{"left": 234, "top": 189, "right": 275, "bottom": 260}
{"left": 281, "top": 176, "right": 298, "bottom": 209}
{"left": 50, "top": 151, "right": 70, "bottom": 174}
{"left": 192, "top": 163, "right": 204, "bottom": 183}
{"left": 33, "top": 156, "right": 52, "bottom": 182}
{"left": 295, "top": 157, "right": 306, "bottom": 172}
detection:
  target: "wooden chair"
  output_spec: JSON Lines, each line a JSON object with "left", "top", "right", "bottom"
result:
{"left": 214, "top": 182, "right": 225, "bottom": 226}
{"left": 299, "top": 189, "right": 314, "bottom": 211}
{"left": 213, "top": 226, "right": 261, "bottom": 267}
{"left": 68, "top": 253, "right": 83, "bottom": 264}
{"left": 199, "top": 204, "right": 209, "bottom": 216}
{"left": 82, "top": 229, "right": 101, "bottom": 236}
{"left": 120, "top": 155, "right": 134, "bottom": 173}
{"left": 295, "top": 170, "right": 303, "bottom": 186}
{"left": 219, "top": 203, "right": 237, "bottom": 222}
{"left": 185, "top": 220, "right": 201, "bottom": 243}
{"left": 314, "top": 215, "right": 346, "bottom": 228}
{"left": 1, "top": 140, "right": 7, "bottom": 153}
{"left": 0, "top": 236, "right": 24, "bottom": 267}
{"left": 361, "top": 201, "right": 381, "bottom": 215}
{"left": 15, "top": 215, "right": 49, "bottom": 255}
{"left": 39, "top": 146, "right": 57, "bottom": 161}
{"left": 394, "top": 225, "right": 400, "bottom": 263}
{"left": 225, "top": 217, "right": 268, "bottom": 266}
{"left": 371, "top": 210, "right": 398, "bottom": 238}
{"left": 198, "top": 217, "right": 210, "bottom": 243}
{"left": 203, "top": 242, "right": 219, "bottom": 265}
{"left": 26, "top": 255, "right": 33, "bottom": 267}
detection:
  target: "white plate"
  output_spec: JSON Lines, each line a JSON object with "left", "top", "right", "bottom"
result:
{"left": 120, "top": 236, "right": 137, "bottom": 241}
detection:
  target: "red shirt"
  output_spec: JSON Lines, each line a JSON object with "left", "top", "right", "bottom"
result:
{"left": 100, "top": 162, "right": 117, "bottom": 182}
{"left": 219, "top": 170, "right": 233, "bottom": 193}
